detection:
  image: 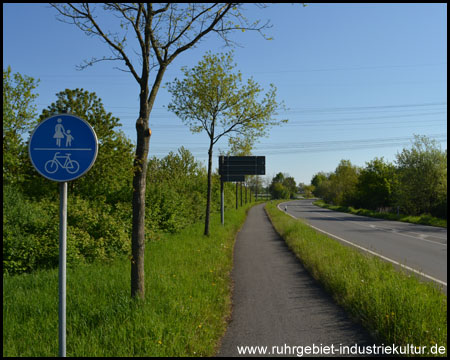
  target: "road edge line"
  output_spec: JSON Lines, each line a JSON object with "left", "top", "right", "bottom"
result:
{"left": 277, "top": 202, "right": 447, "bottom": 288}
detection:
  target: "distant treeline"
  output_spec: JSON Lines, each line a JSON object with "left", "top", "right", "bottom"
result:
{"left": 309, "top": 135, "right": 447, "bottom": 219}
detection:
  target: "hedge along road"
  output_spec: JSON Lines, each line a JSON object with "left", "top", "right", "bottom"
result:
{"left": 279, "top": 199, "right": 447, "bottom": 294}
{"left": 217, "top": 203, "right": 375, "bottom": 357}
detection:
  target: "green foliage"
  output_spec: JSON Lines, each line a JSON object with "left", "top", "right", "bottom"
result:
{"left": 3, "top": 185, "right": 58, "bottom": 274}
{"left": 3, "top": 184, "right": 132, "bottom": 275}
{"left": 395, "top": 135, "right": 447, "bottom": 217}
{"left": 146, "top": 147, "right": 206, "bottom": 233}
{"left": 312, "top": 160, "right": 359, "bottom": 206}
{"left": 269, "top": 172, "right": 297, "bottom": 199}
{"left": 167, "top": 51, "right": 286, "bottom": 147}
{"left": 32, "top": 88, "right": 135, "bottom": 203}
{"left": 311, "top": 172, "right": 329, "bottom": 198}
{"left": 3, "top": 66, "right": 40, "bottom": 185}
{"left": 146, "top": 147, "right": 238, "bottom": 234}
{"left": 355, "top": 157, "right": 398, "bottom": 210}
{"left": 310, "top": 136, "right": 447, "bottom": 219}
{"left": 270, "top": 182, "right": 290, "bottom": 199}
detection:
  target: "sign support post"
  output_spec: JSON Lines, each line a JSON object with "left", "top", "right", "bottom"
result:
{"left": 236, "top": 182, "right": 239, "bottom": 210}
{"left": 29, "top": 113, "right": 98, "bottom": 357}
{"left": 59, "top": 182, "right": 67, "bottom": 357}
{"left": 218, "top": 156, "right": 265, "bottom": 224}
{"left": 221, "top": 180, "right": 224, "bottom": 225}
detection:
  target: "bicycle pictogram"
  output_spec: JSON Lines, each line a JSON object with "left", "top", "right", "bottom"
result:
{"left": 45, "top": 152, "right": 80, "bottom": 174}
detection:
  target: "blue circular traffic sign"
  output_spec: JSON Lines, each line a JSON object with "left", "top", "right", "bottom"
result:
{"left": 29, "top": 114, "right": 98, "bottom": 182}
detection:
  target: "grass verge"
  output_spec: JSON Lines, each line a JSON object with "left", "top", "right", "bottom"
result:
{"left": 313, "top": 199, "right": 447, "bottom": 228}
{"left": 3, "top": 203, "right": 257, "bottom": 357}
{"left": 265, "top": 200, "right": 447, "bottom": 357}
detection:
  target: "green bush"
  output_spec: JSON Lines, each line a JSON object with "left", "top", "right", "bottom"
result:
{"left": 4, "top": 147, "right": 252, "bottom": 275}
{"left": 3, "top": 186, "right": 59, "bottom": 274}
{"left": 3, "top": 185, "right": 132, "bottom": 275}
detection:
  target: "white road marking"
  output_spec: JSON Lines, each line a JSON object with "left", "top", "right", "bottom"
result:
{"left": 277, "top": 203, "right": 447, "bottom": 287}
{"left": 315, "top": 211, "right": 447, "bottom": 246}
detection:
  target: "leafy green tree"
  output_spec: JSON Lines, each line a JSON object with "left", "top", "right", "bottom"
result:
{"left": 269, "top": 172, "right": 296, "bottom": 199}
{"left": 52, "top": 3, "right": 274, "bottom": 298}
{"left": 355, "top": 157, "right": 397, "bottom": 210}
{"left": 30, "top": 88, "right": 134, "bottom": 203}
{"left": 146, "top": 147, "right": 207, "bottom": 233}
{"left": 311, "top": 172, "right": 329, "bottom": 198}
{"left": 283, "top": 176, "right": 297, "bottom": 198}
{"left": 302, "top": 184, "right": 315, "bottom": 198}
{"left": 167, "top": 51, "right": 285, "bottom": 235}
{"left": 270, "top": 182, "right": 290, "bottom": 199}
{"left": 333, "top": 160, "right": 360, "bottom": 206}
{"left": 3, "top": 66, "right": 40, "bottom": 185}
{"left": 316, "top": 161, "right": 359, "bottom": 206}
{"left": 395, "top": 135, "right": 447, "bottom": 216}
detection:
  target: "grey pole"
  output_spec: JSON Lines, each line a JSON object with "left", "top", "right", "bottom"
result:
{"left": 59, "top": 182, "right": 67, "bottom": 357}
{"left": 221, "top": 180, "right": 224, "bottom": 225}
{"left": 240, "top": 182, "right": 243, "bottom": 207}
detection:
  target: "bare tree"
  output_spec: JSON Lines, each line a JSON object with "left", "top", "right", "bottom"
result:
{"left": 50, "top": 3, "right": 272, "bottom": 299}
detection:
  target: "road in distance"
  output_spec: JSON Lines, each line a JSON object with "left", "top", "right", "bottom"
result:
{"left": 279, "top": 199, "right": 447, "bottom": 291}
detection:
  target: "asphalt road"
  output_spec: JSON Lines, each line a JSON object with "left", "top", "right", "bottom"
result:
{"left": 279, "top": 199, "right": 447, "bottom": 291}
{"left": 217, "top": 203, "right": 376, "bottom": 357}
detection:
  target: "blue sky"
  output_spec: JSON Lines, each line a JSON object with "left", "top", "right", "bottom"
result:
{"left": 3, "top": 3, "right": 447, "bottom": 185}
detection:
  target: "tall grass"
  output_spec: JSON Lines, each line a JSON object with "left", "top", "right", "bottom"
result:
{"left": 265, "top": 201, "right": 447, "bottom": 357}
{"left": 3, "top": 203, "right": 256, "bottom": 357}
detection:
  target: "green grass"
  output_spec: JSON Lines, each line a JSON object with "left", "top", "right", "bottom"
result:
{"left": 313, "top": 200, "right": 447, "bottom": 228}
{"left": 265, "top": 201, "right": 447, "bottom": 357}
{"left": 3, "top": 203, "right": 257, "bottom": 357}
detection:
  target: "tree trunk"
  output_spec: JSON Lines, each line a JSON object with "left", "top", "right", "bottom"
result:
{"left": 131, "top": 116, "right": 150, "bottom": 299}
{"left": 204, "top": 142, "right": 214, "bottom": 236}
{"left": 130, "top": 64, "right": 166, "bottom": 299}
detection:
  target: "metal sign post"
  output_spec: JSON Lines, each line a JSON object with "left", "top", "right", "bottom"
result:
{"left": 221, "top": 180, "right": 224, "bottom": 225}
{"left": 218, "top": 156, "right": 265, "bottom": 225}
{"left": 59, "top": 182, "right": 67, "bottom": 357}
{"left": 29, "top": 113, "right": 98, "bottom": 357}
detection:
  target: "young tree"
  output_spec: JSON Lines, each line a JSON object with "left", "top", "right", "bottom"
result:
{"left": 311, "top": 171, "right": 329, "bottom": 198}
{"left": 269, "top": 172, "right": 296, "bottom": 199}
{"left": 37, "top": 88, "right": 134, "bottom": 202}
{"left": 166, "top": 51, "right": 285, "bottom": 235}
{"left": 283, "top": 176, "right": 297, "bottom": 198}
{"left": 3, "top": 66, "right": 40, "bottom": 185}
{"left": 395, "top": 135, "right": 447, "bottom": 216}
{"left": 51, "top": 3, "right": 273, "bottom": 298}
{"left": 355, "top": 157, "right": 397, "bottom": 210}
{"left": 328, "top": 160, "right": 360, "bottom": 206}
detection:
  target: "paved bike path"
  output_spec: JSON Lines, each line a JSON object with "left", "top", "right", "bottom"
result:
{"left": 217, "top": 203, "right": 376, "bottom": 357}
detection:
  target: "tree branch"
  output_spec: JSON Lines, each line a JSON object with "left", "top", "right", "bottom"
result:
{"left": 50, "top": 3, "right": 142, "bottom": 84}
{"left": 168, "top": 3, "right": 233, "bottom": 63}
